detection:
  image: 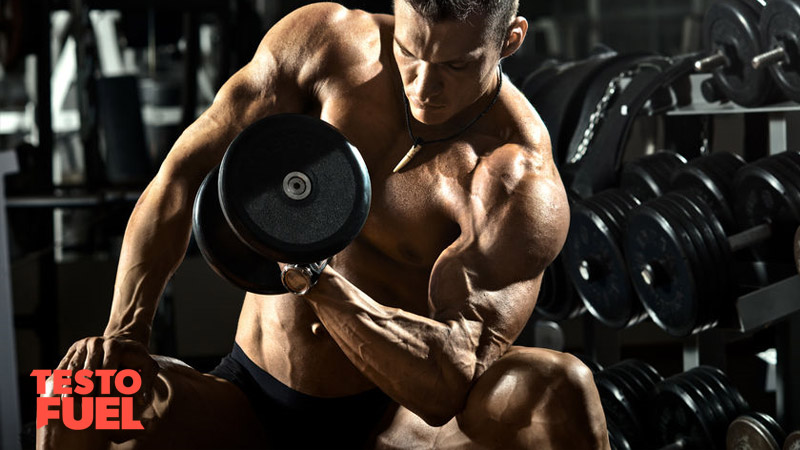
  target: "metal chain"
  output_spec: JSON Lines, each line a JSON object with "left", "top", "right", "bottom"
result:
{"left": 569, "top": 70, "right": 633, "bottom": 165}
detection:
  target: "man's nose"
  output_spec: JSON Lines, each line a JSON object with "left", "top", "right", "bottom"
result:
{"left": 413, "top": 63, "right": 442, "bottom": 100}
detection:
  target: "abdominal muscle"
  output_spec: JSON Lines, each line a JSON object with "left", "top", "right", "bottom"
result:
{"left": 234, "top": 290, "right": 378, "bottom": 398}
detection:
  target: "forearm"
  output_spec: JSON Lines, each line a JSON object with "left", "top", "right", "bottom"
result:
{"left": 103, "top": 112, "right": 242, "bottom": 344}
{"left": 103, "top": 176, "right": 195, "bottom": 344}
{"left": 304, "top": 269, "right": 486, "bottom": 426}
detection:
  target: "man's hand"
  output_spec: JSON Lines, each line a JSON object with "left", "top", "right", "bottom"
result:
{"left": 55, "top": 336, "right": 159, "bottom": 403}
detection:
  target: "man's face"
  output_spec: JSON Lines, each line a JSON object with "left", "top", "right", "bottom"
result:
{"left": 393, "top": 0, "right": 504, "bottom": 126}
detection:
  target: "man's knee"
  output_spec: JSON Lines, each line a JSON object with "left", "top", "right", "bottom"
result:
{"left": 457, "top": 348, "right": 608, "bottom": 449}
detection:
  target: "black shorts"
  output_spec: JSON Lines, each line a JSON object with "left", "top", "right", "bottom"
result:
{"left": 209, "top": 343, "right": 393, "bottom": 450}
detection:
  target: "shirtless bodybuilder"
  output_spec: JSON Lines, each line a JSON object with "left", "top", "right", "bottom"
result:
{"left": 37, "top": 1, "right": 610, "bottom": 449}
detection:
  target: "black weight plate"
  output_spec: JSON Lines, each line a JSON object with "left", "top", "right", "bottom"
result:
{"left": 670, "top": 192, "right": 730, "bottom": 329}
{"left": 760, "top": 0, "right": 800, "bottom": 102}
{"left": 192, "top": 166, "right": 287, "bottom": 295}
{"left": 734, "top": 161, "right": 800, "bottom": 261}
{"left": 683, "top": 370, "right": 731, "bottom": 441}
{"left": 690, "top": 367, "right": 740, "bottom": 423}
{"left": 607, "top": 418, "right": 633, "bottom": 450}
{"left": 671, "top": 166, "right": 732, "bottom": 227}
{"left": 625, "top": 203, "right": 700, "bottom": 337}
{"left": 608, "top": 365, "right": 654, "bottom": 415}
{"left": 671, "top": 376, "right": 723, "bottom": 449}
{"left": 703, "top": 0, "right": 774, "bottom": 107}
{"left": 697, "top": 366, "right": 751, "bottom": 415}
{"left": 536, "top": 256, "right": 585, "bottom": 321}
{"left": 679, "top": 192, "right": 736, "bottom": 307}
{"left": 671, "top": 153, "right": 744, "bottom": 231}
{"left": 595, "top": 375, "right": 644, "bottom": 445}
{"left": 563, "top": 201, "right": 635, "bottom": 329}
{"left": 760, "top": 154, "right": 800, "bottom": 197}
{"left": 619, "top": 359, "right": 664, "bottom": 391}
{"left": 657, "top": 195, "right": 717, "bottom": 334}
{"left": 726, "top": 415, "right": 781, "bottom": 450}
{"left": 621, "top": 151, "right": 687, "bottom": 201}
{"left": 219, "top": 114, "right": 371, "bottom": 264}
{"left": 589, "top": 192, "right": 627, "bottom": 230}
{"left": 749, "top": 412, "right": 787, "bottom": 445}
{"left": 653, "top": 378, "right": 715, "bottom": 448}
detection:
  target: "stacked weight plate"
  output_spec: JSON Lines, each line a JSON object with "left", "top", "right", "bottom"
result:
{"left": 562, "top": 189, "right": 646, "bottom": 328}
{"left": 625, "top": 190, "right": 733, "bottom": 336}
{"left": 653, "top": 366, "right": 751, "bottom": 449}
{"left": 594, "top": 360, "right": 664, "bottom": 449}
{"left": 734, "top": 151, "right": 800, "bottom": 262}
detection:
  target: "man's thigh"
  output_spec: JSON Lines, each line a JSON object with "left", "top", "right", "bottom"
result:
{"left": 38, "top": 355, "right": 267, "bottom": 450}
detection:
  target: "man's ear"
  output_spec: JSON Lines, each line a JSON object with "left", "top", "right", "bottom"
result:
{"left": 501, "top": 17, "right": 528, "bottom": 59}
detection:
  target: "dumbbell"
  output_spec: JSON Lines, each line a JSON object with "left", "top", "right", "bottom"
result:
{"left": 652, "top": 366, "right": 751, "bottom": 450}
{"left": 192, "top": 114, "right": 372, "bottom": 295}
{"left": 750, "top": 0, "right": 800, "bottom": 102}
{"left": 594, "top": 359, "right": 665, "bottom": 449}
{"left": 534, "top": 255, "right": 586, "bottom": 321}
{"left": 624, "top": 152, "right": 800, "bottom": 336}
{"left": 695, "top": 0, "right": 777, "bottom": 107}
{"left": 670, "top": 152, "right": 746, "bottom": 232}
{"left": 562, "top": 151, "right": 686, "bottom": 329}
{"left": 727, "top": 412, "right": 786, "bottom": 450}
{"left": 733, "top": 150, "right": 800, "bottom": 262}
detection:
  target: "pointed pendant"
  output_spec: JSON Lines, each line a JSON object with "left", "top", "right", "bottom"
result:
{"left": 392, "top": 143, "right": 423, "bottom": 173}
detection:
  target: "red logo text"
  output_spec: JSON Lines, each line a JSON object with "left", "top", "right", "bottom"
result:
{"left": 31, "top": 369, "right": 144, "bottom": 430}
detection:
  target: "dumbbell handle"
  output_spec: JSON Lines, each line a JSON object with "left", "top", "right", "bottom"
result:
{"left": 728, "top": 223, "right": 773, "bottom": 253}
{"left": 639, "top": 223, "right": 772, "bottom": 287}
{"left": 752, "top": 46, "right": 787, "bottom": 70}
{"left": 695, "top": 50, "right": 729, "bottom": 72}
{"left": 281, "top": 259, "right": 329, "bottom": 295}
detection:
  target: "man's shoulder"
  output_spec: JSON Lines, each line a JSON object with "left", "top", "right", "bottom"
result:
{"left": 275, "top": 3, "right": 390, "bottom": 51}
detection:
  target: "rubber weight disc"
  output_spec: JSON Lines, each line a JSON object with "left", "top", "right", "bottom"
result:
{"left": 703, "top": 0, "right": 775, "bottom": 107}
{"left": 192, "top": 166, "right": 287, "bottom": 294}
{"left": 219, "top": 114, "right": 371, "bottom": 264}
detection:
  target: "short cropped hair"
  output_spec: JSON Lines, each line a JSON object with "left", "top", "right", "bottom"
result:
{"left": 395, "top": 0, "right": 519, "bottom": 46}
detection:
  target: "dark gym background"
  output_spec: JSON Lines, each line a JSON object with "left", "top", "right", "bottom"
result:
{"left": 0, "top": 0, "right": 797, "bottom": 449}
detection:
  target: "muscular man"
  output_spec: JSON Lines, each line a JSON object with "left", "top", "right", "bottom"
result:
{"left": 38, "top": 1, "right": 609, "bottom": 449}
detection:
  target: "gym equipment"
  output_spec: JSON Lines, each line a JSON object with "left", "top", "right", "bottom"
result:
{"left": 625, "top": 152, "right": 800, "bottom": 336}
{"left": 562, "top": 54, "right": 697, "bottom": 198}
{"left": 534, "top": 255, "right": 585, "bottom": 322}
{"left": 595, "top": 359, "right": 665, "bottom": 449}
{"left": 726, "top": 412, "right": 786, "bottom": 450}
{"left": 733, "top": 151, "right": 800, "bottom": 262}
{"left": 621, "top": 151, "right": 689, "bottom": 202}
{"left": 696, "top": 0, "right": 776, "bottom": 107}
{"left": 670, "top": 152, "right": 746, "bottom": 231}
{"left": 653, "top": 367, "right": 751, "bottom": 450}
{"left": 750, "top": 0, "right": 800, "bottom": 102}
{"left": 562, "top": 188, "right": 646, "bottom": 329}
{"left": 562, "top": 152, "right": 686, "bottom": 329}
{"left": 193, "top": 114, "right": 372, "bottom": 294}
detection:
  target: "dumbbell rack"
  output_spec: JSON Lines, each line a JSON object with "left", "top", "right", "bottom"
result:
{"left": 581, "top": 71, "right": 800, "bottom": 430}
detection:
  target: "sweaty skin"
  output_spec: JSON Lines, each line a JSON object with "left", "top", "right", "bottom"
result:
{"left": 39, "top": 2, "right": 609, "bottom": 449}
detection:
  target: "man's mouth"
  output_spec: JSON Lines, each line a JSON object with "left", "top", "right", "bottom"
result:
{"left": 409, "top": 96, "right": 444, "bottom": 110}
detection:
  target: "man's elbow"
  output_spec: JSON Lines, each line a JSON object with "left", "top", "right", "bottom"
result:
{"left": 415, "top": 381, "right": 472, "bottom": 427}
